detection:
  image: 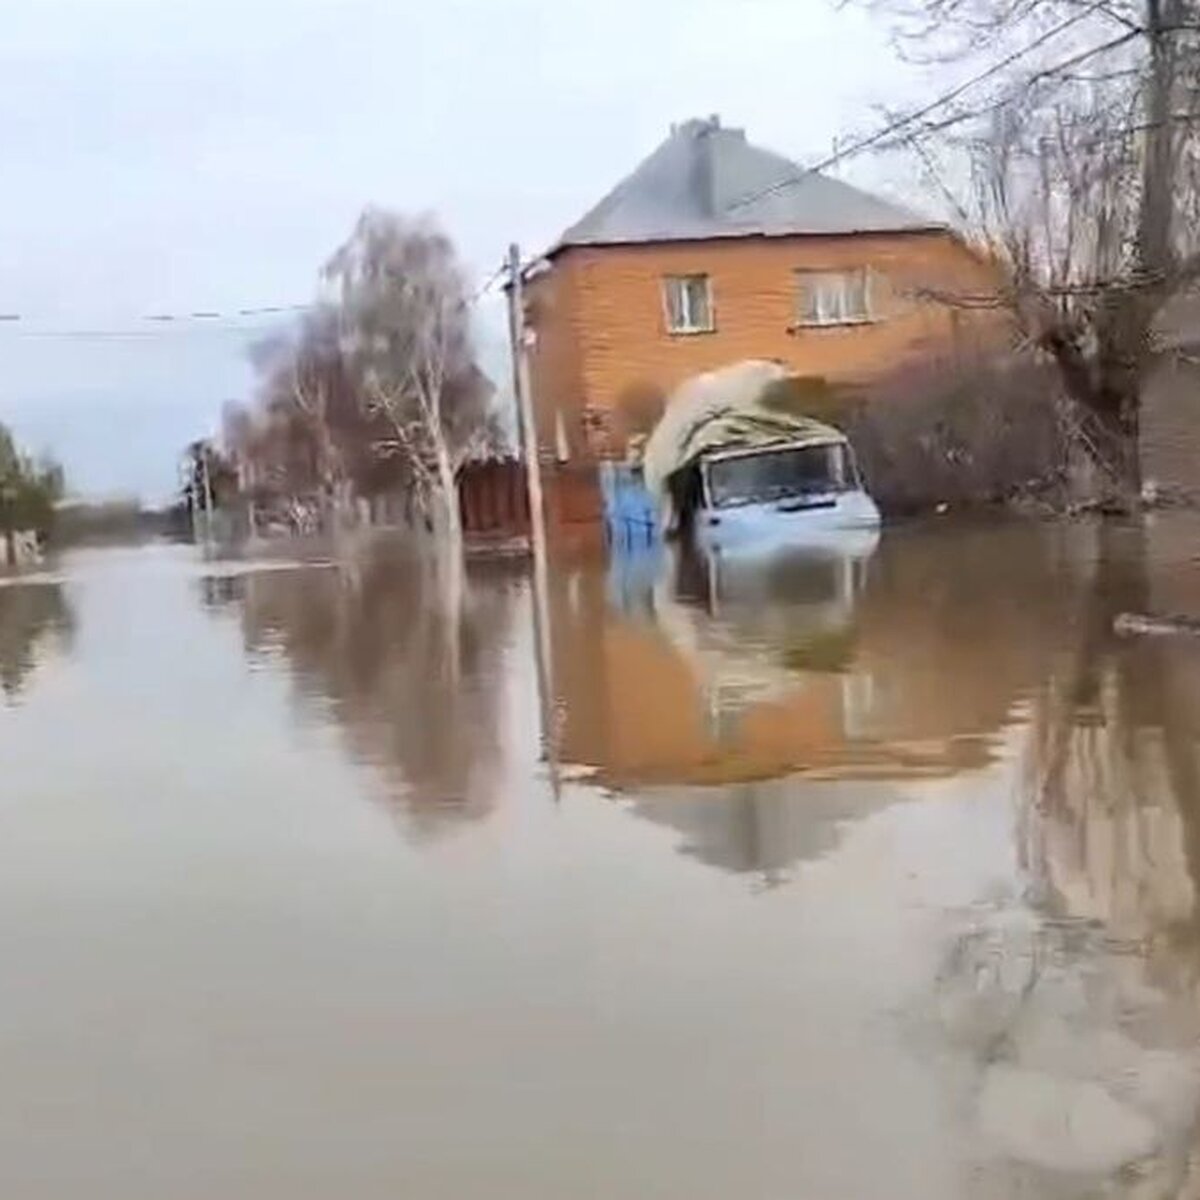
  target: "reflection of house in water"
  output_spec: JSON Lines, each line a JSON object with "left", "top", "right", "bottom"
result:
{"left": 216, "top": 551, "right": 523, "bottom": 836}
{"left": 551, "top": 523, "right": 1091, "bottom": 880}
{"left": 555, "top": 523, "right": 1087, "bottom": 793}
{"left": 0, "top": 581, "right": 73, "bottom": 701}
{"left": 628, "top": 776, "right": 906, "bottom": 885}
{"left": 555, "top": 548, "right": 867, "bottom": 788}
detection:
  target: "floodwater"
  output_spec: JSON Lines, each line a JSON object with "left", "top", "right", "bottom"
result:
{"left": 3, "top": 519, "right": 1200, "bottom": 1198}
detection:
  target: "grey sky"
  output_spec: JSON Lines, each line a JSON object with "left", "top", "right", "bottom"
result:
{"left": 0, "top": 0, "right": 926, "bottom": 501}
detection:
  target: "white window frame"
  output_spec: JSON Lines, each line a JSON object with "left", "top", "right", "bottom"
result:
{"left": 794, "top": 268, "right": 874, "bottom": 327}
{"left": 663, "top": 274, "right": 715, "bottom": 335}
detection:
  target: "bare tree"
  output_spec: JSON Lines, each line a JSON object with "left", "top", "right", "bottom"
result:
{"left": 323, "top": 210, "right": 494, "bottom": 552}
{"left": 245, "top": 309, "right": 386, "bottom": 525}
{"left": 863, "top": 0, "right": 1200, "bottom": 505}
{"left": 227, "top": 352, "right": 326, "bottom": 509}
{"left": 276, "top": 309, "right": 349, "bottom": 514}
{"left": 224, "top": 211, "right": 495, "bottom": 548}
{"left": 231, "top": 303, "right": 424, "bottom": 533}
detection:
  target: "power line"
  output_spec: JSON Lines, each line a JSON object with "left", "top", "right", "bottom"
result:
{"left": 470, "top": 261, "right": 507, "bottom": 302}
{"left": 143, "top": 305, "right": 312, "bottom": 321}
{"left": 0, "top": 314, "right": 308, "bottom": 339}
{"left": 879, "top": 30, "right": 1144, "bottom": 147}
{"left": 724, "top": 6, "right": 1137, "bottom": 213}
{"left": 0, "top": 304, "right": 313, "bottom": 332}
{"left": 0, "top": 326, "right": 288, "bottom": 340}
{"left": 0, "top": 264, "right": 506, "bottom": 337}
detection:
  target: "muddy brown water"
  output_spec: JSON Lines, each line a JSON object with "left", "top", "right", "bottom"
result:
{"left": 3, "top": 519, "right": 1200, "bottom": 1197}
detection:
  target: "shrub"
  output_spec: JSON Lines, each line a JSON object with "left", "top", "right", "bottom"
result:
{"left": 843, "top": 355, "right": 1072, "bottom": 515}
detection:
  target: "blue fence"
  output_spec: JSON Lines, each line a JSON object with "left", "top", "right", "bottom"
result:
{"left": 598, "top": 462, "right": 659, "bottom": 550}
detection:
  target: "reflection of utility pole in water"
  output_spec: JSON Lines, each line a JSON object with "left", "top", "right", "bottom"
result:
{"left": 506, "top": 242, "right": 559, "bottom": 796}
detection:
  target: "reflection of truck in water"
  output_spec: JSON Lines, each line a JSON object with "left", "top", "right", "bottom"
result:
{"left": 636, "top": 360, "right": 880, "bottom": 553}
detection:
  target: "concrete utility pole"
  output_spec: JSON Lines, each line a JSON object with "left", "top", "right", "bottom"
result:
{"left": 505, "top": 242, "right": 558, "bottom": 795}
{"left": 184, "top": 442, "right": 214, "bottom": 550}
{"left": 182, "top": 450, "right": 200, "bottom": 545}
{"left": 201, "top": 446, "right": 215, "bottom": 545}
{"left": 506, "top": 243, "right": 547, "bottom": 560}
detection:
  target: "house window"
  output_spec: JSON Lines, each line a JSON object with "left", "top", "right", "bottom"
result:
{"left": 795, "top": 269, "right": 873, "bottom": 326}
{"left": 663, "top": 274, "right": 714, "bottom": 334}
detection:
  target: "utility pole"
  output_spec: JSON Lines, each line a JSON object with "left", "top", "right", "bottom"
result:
{"left": 182, "top": 450, "right": 200, "bottom": 545}
{"left": 505, "top": 242, "right": 558, "bottom": 796}
{"left": 201, "top": 444, "right": 215, "bottom": 549}
{"left": 506, "top": 243, "right": 547, "bottom": 559}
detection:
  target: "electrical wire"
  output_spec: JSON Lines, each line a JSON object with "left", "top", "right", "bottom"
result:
{"left": 724, "top": 6, "right": 1138, "bottom": 213}
{"left": 0, "top": 266, "right": 506, "bottom": 338}
{"left": 870, "top": 30, "right": 1144, "bottom": 149}
{"left": 0, "top": 10, "right": 1147, "bottom": 338}
{"left": 470, "top": 261, "right": 507, "bottom": 302}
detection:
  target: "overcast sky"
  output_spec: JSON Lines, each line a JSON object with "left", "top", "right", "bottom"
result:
{"left": 0, "top": 0, "right": 929, "bottom": 501}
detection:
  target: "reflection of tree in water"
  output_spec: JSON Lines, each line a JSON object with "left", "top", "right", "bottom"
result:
{"left": 938, "top": 523, "right": 1200, "bottom": 1193}
{"left": 1024, "top": 522, "right": 1200, "bottom": 966}
{"left": 234, "top": 552, "right": 521, "bottom": 836}
{"left": 0, "top": 583, "right": 73, "bottom": 700}
{"left": 852, "top": 523, "right": 1087, "bottom": 752}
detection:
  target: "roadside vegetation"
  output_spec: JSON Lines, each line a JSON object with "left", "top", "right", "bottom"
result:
{"left": 847, "top": 356, "right": 1073, "bottom": 516}
{"left": 752, "top": 360, "right": 1071, "bottom": 517}
{"left": 859, "top": 0, "right": 1200, "bottom": 510}
{"left": 220, "top": 209, "right": 503, "bottom": 560}
{"left": 0, "top": 423, "right": 63, "bottom": 566}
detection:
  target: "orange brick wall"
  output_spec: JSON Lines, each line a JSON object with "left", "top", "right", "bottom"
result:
{"left": 523, "top": 255, "right": 586, "bottom": 458}
{"left": 525, "top": 230, "right": 1001, "bottom": 458}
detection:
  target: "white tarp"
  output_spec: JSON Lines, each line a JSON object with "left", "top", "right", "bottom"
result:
{"left": 640, "top": 360, "right": 846, "bottom": 527}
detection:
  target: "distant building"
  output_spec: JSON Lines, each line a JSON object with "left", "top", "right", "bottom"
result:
{"left": 2, "top": 529, "right": 40, "bottom": 567}
{"left": 522, "top": 115, "right": 1000, "bottom": 462}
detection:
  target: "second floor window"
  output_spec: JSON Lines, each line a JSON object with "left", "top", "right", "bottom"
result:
{"left": 663, "top": 274, "right": 714, "bottom": 334}
{"left": 796, "top": 269, "right": 872, "bottom": 326}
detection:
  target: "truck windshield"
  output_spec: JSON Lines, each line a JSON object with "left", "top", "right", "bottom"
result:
{"left": 705, "top": 443, "right": 849, "bottom": 509}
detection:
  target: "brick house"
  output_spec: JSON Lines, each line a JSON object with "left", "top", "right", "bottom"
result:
{"left": 523, "top": 115, "right": 1000, "bottom": 462}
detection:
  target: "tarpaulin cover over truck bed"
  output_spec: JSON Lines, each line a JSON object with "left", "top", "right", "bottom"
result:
{"left": 640, "top": 360, "right": 846, "bottom": 526}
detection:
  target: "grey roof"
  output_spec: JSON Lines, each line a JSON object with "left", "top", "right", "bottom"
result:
{"left": 553, "top": 116, "right": 941, "bottom": 253}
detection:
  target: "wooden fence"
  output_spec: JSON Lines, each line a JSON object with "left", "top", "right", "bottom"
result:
{"left": 459, "top": 459, "right": 605, "bottom": 550}
{"left": 459, "top": 459, "right": 530, "bottom": 537}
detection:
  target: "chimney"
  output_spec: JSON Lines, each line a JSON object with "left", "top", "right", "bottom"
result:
{"left": 689, "top": 119, "right": 719, "bottom": 216}
{"left": 675, "top": 115, "right": 722, "bottom": 138}
{"left": 676, "top": 116, "right": 737, "bottom": 214}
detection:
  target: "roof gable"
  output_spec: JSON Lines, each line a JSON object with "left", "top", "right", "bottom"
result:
{"left": 555, "top": 117, "right": 940, "bottom": 252}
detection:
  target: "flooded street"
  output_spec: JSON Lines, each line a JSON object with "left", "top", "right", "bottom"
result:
{"left": 3, "top": 519, "right": 1200, "bottom": 1197}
